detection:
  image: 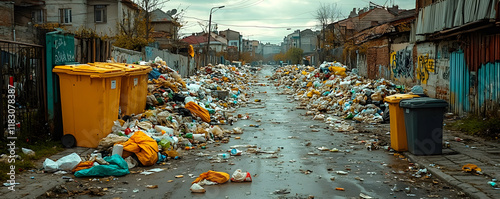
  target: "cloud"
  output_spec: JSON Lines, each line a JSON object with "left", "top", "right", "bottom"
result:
{"left": 167, "top": 0, "right": 416, "bottom": 44}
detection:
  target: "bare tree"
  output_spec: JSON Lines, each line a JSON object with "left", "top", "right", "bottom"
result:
{"left": 314, "top": 2, "right": 342, "bottom": 49}
{"left": 133, "top": 0, "right": 170, "bottom": 40}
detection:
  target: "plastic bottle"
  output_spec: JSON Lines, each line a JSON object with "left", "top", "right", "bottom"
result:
{"left": 193, "top": 134, "right": 206, "bottom": 142}
{"left": 155, "top": 125, "right": 174, "bottom": 135}
{"left": 159, "top": 139, "right": 171, "bottom": 150}
{"left": 112, "top": 144, "right": 123, "bottom": 156}
{"left": 218, "top": 153, "right": 229, "bottom": 159}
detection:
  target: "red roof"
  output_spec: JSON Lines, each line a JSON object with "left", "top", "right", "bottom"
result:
{"left": 181, "top": 34, "right": 208, "bottom": 45}
{"left": 181, "top": 33, "right": 223, "bottom": 45}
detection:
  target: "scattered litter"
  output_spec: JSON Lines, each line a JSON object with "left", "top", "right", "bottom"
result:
{"left": 22, "top": 148, "right": 35, "bottom": 156}
{"left": 273, "top": 189, "right": 290, "bottom": 194}
{"left": 360, "top": 193, "right": 373, "bottom": 199}
{"left": 146, "top": 185, "right": 158, "bottom": 189}
{"left": 190, "top": 183, "right": 206, "bottom": 193}
{"left": 462, "top": 164, "right": 482, "bottom": 174}
{"left": 230, "top": 169, "right": 252, "bottom": 182}
{"left": 317, "top": 147, "right": 329, "bottom": 151}
{"left": 336, "top": 171, "right": 348, "bottom": 175}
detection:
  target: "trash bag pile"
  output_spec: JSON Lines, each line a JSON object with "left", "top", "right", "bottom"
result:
{"left": 42, "top": 58, "right": 260, "bottom": 177}
{"left": 270, "top": 62, "right": 403, "bottom": 124}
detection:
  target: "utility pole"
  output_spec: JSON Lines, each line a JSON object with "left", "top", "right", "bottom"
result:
{"left": 205, "top": 5, "right": 225, "bottom": 66}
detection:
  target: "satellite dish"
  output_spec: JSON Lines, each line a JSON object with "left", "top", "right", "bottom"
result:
{"left": 167, "top": 9, "right": 177, "bottom": 16}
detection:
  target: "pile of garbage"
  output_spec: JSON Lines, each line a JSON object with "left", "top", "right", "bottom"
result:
{"left": 42, "top": 58, "right": 260, "bottom": 177}
{"left": 270, "top": 61, "right": 403, "bottom": 125}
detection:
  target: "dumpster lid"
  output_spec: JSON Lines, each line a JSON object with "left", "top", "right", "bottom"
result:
{"left": 399, "top": 97, "right": 448, "bottom": 108}
{"left": 384, "top": 94, "right": 420, "bottom": 103}
{"left": 91, "top": 62, "right": 152, "bottom": 74}
{"left": 52, "top": 64, "right": 125, "bottom": 77}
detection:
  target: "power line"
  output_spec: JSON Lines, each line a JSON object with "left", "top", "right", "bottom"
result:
{"left": 184, "top": 16, "right": 317, "bottom": 29}
{"left": 225, "top": 0, "right": 265, "bottom": 10}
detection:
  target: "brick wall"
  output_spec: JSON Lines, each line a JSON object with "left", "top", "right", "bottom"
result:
{"left": 0, "top": 2, "right": 13, "bottom": 27}
{"left": 366, "top": 38, "right": 390, "bottom": 79}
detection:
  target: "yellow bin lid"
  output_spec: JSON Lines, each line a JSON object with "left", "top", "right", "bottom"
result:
{"left": 91, "top": 62, "right": 152, "bottom": 76}
{"left": 384, "top": 94, "right": 420, "bottom": 103}
{"left": 53, "top": 64, "right": 125, "bottom": 78}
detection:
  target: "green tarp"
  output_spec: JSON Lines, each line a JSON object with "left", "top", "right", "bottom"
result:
{"left": 74, "top": 154, "right": 130, "bottom": 177}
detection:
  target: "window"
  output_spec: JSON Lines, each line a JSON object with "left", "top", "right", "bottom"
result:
{"left": 94, "top": 5, "right": 107, "bottom": 23}
{"left": 31, "top": 9, "right": 44, "bottom": 24}
{"left": 60, "top": 9, "right": 72, "bottom": 24}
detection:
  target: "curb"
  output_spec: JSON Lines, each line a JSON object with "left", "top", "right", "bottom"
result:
{"left": 405, "top": 153, "right": 492, "bottom": 199}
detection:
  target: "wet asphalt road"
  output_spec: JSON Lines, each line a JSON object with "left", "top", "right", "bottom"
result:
{"left": 70, "top": 65, "right": 462, "bottom": 199}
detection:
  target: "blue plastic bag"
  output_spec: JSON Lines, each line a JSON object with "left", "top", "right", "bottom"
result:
{"left": 74, "top": 155, "right": 130, "bottom": 177}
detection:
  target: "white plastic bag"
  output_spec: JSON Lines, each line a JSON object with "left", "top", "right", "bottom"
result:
{"left": 232, "top": 127, "right": 243, "bottom": 134}
{"left": 21, "top": 148, "right": 35, "bottom": 156}
{"left": 209, "top": 126, "right": 223, "bottom": 136}
{"left": 98, "top": 134, "right": 129, "bottom": 149}
{"left": 56, "top": 153, "right": 81, "bottom": 171}
{"left": 190, "top": 183, "right": 206, "bottom": 193}
{"left": 125, "top": 156, "right": 138, "bottom": 169}
{"left": 43, "top": 158, "right": 58, "bottom": 172}
{"left": 230, "top": 169, "right": 252, "bottom": 182}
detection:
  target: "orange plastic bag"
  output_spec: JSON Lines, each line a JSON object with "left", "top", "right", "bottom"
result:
{"left": 462, "top": 164, "right": 482, "bottom": 173}
{"left": 122, "top": 131, "right": 159, "bottom": 166}
{"left": 185, "top": 101, "right": 210, "bottom": 123}
{"left": 72, "top": 161, "right": 95, "bottom": 173}
{"left": 192, "top": 170, "right": 230, "bottom": 184}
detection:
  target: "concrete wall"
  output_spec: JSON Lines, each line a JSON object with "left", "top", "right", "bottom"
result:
{"left": 86, "top": 2, "right": 120, "bottom": 36}
{"left": 111, "top": 46, "right": 143, "bottom": 64}
{"left": 415, "top": 42, "right": 450, "bottom": 99}
{"left": 146, "top": 47, "right": 194, "bottom": 77}
{"left": 389, "top": 43, "right": 414, "bottom": 85}
{"left": 111, "top": 46, "right": 195, "bottom": 77}
{"left": 45, "top": 0, "right": 87, "bottom": 31}
{"left": 357, "top": 53, "right": 368, "bottom": 77}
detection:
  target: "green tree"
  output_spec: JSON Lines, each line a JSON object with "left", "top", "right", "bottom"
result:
{"left": 286, "top": 47, "right": 303, "bottom": 64}
{"left": 273, "top": 52, "right": 286, "bottom": 62}
{"left": 114, "top": 9, "right": 153, "bottom": 51}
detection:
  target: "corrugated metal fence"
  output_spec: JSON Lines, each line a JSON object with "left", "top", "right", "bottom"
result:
{"left": 450, "top": 33, "right": 500, "bottom": 116}
{"left": 449, "top": 50, "right": 470, "bottom": 115}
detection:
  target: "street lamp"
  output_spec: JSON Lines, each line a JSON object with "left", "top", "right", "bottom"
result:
{"left": 206, "top": 5, "right": 225, "bottom": 66}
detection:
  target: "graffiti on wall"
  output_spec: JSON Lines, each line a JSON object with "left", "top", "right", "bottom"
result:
{"left": 390, "top": 48, "right": 413, "bottom": 78}
{"left": 442, "top": 66, "right": 450, "bottom": 80}
{"left": 416, "top": 54, "right": 435, "bottom": 84}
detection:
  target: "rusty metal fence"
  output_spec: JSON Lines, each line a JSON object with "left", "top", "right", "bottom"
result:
{"left": 1, "top": 39, "right": 46, "bottom": 141}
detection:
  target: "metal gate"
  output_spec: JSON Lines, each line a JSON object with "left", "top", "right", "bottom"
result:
{"left": 1, "top": 39, "right": 46, "bottom": 141}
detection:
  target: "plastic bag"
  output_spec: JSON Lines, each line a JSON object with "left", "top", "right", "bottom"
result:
{"left": 230, "top": 169, "right": 252, "bottom": 182}
{"left": 232, "top": 127, "right": 243, "bottom": 134}
{"left": 124, "top": 156, "right": 138, "bottom": 169}
{"left": 190, "top": 183, "right": 206, "bottom": 193}
{"left": 192, "top": 170, "right": 230, "bottom": 184}
{"left": 313, "top": 114, "right": 325, "bottom": 120}
{"left": 22, "top": 148, "right": 35, "bottom": 156}
{"left": 43, "top": 158, "right": 58, "bottom": 172}
{"left": 209, "top": 126, "right": 223, "bottom": 136}
{"left": 185, "top": 101, "right": 210, "bottom": 123}
{"left": 98, "top": 134, "right": 129, "bottom": 149}
{"left": 56, "top": 153, "right": 82, "bottom": 171}
{"left": 74, "top": 154, "right": 130, "bottom": 177}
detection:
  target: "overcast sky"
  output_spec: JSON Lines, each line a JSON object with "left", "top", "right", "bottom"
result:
{"left": 164, "top": 0, "right": 415, "bottom": 45}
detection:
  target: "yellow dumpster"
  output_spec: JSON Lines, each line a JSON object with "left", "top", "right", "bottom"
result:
{"left": 384, "top": 94, "right": 420, "bottom": 151}
{"left": 91, "top": 63, "right": 152, "bottom": 116}
{"left": 53, "top": 64, "right": 124, "bottom": 148}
